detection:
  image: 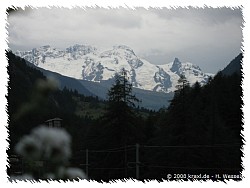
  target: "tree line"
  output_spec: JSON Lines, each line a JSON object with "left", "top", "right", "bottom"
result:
{"left": 7, "top": 51, "right": 243, "bottom": 181}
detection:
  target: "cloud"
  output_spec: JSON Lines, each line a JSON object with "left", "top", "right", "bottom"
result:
{"left": 89, "top": 8, "right": 143, "bottom": 29}
{"left": 7, "top": 7, "right": 243, "bottom": 73}
{"left": 150, "top": 7, "right": 242, "bottom": 26}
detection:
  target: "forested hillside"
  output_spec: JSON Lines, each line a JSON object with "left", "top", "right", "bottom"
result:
{"left": 7, "top": 51, "right": 243, "bottom": 181}
{"left": 7, "top": 51, "right": 103, "bottom": 157}
{"left": 142, "top": 54, "right": 243, "bottom": 179}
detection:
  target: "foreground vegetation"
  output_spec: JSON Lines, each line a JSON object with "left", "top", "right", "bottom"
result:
{"left": 7, "top": 51, "right": 243, "bottom": 181}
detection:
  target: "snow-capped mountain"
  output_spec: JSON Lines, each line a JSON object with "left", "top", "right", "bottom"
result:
{"left": 15, "top": 44, "right": 213, "bottom": 93}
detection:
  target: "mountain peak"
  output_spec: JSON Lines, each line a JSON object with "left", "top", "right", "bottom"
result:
{"left": 113, "top": 45, "right": 132, "bottom": 50}
{"left": 66, "top": 44, "right": 97, "bottom": 54}
{"left": 170, "top": 57, "right": 182, "bottom": 74}
{"left": 113, "top": 45, "right": 135, "bottom": 55}
{"left": 173, "top": 57, "right": 181, "bottom": 64}
{"left": 15, "top": 45, "right": 212, "bottom": 93}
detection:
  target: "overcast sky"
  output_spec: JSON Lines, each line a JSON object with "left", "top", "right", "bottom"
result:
{"left": 7, "top": 7, "right": 243, "bottom": 73}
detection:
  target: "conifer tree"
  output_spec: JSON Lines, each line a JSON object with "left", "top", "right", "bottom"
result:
{"left": 88, "top": 69, "right": 142, "bottom": 180}
{"left": 108, "top": 68, "right": 139, "bottom": 107}
{"left": 175, "top": 74, "right": 190, "bottom": 94}
{"left": 103, "top": 68, "right": 140, "bottom": 147}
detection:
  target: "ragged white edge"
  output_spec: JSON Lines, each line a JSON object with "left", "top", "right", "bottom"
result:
{"left": 0, "top": 1, "right": 11, "bottom": 187}
{"left": 241, "top": 2, "right": 250, "bottom": 187}
{"left": 0, "top": 0, "right": 248, "bottom": 9}
{"left": 1, "top": 0, "right": 249, "bottom": 188}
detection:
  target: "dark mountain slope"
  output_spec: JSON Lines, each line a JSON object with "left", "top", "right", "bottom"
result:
{"left": 143, "top": 54, "right": 243, "bottom": 179}
{"left": 6, "top": 51, "right": 100, "bottom": 153}
{"left": 16, "top": 53, "right": 174, "bottom": 110}
{"left": 79, "top": 79, "right": 174, "bottom": 110}
{"left": 24, "top": 60, "right": 94, "bottom": 97}
{"left": 222, "top": 53, "right": 242, "bottom": 76}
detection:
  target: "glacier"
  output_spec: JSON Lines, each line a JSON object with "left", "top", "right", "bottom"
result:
{"left": 15, "top": 44, "right": 213, "bottom": 93}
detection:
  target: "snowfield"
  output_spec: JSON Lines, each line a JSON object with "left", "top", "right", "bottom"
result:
{"left": 16, "top": 44, "right": 213, "bottom": 93}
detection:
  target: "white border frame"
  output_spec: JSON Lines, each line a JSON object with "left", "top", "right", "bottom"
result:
{"left": 0, "top": 1, "right": 249, "bottom": 187}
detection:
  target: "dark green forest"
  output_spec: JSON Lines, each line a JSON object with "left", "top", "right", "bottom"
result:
{"left": 7, "top": 51, "right": 243, "bottom": 181}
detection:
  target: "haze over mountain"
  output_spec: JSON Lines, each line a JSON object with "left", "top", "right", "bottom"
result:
{"left": 7, "top": 7, "right": 243, "bottom": 74}
{"left": 15, "top": 44, "right": 213, "bottom": 94}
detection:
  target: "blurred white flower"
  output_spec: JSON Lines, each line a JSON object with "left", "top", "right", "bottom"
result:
{"left": 45, "top": 173, "right": 56, "bottom": 180}
{"left": 54, "top": 166, "right": 67, "bottom": 179}
{"left": 31, "top": 125, "right": 71, "bottom": 163}
{"left": 52, "top": 166, "right": 87, "bottom": 180}
{"left": 16, "top": 125, "right": 71, "bottom": 164}
{"left": 9, "top": 174, "right": 34, "bottom": 182}
{"left": 64, "top": 167, "right": 87, "bottom": 180}
{"left": 12, "top": 125, "right": 87, "bottom": 180}
{"left": 15, "top": 135, "right": 42, "bottom": 160}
